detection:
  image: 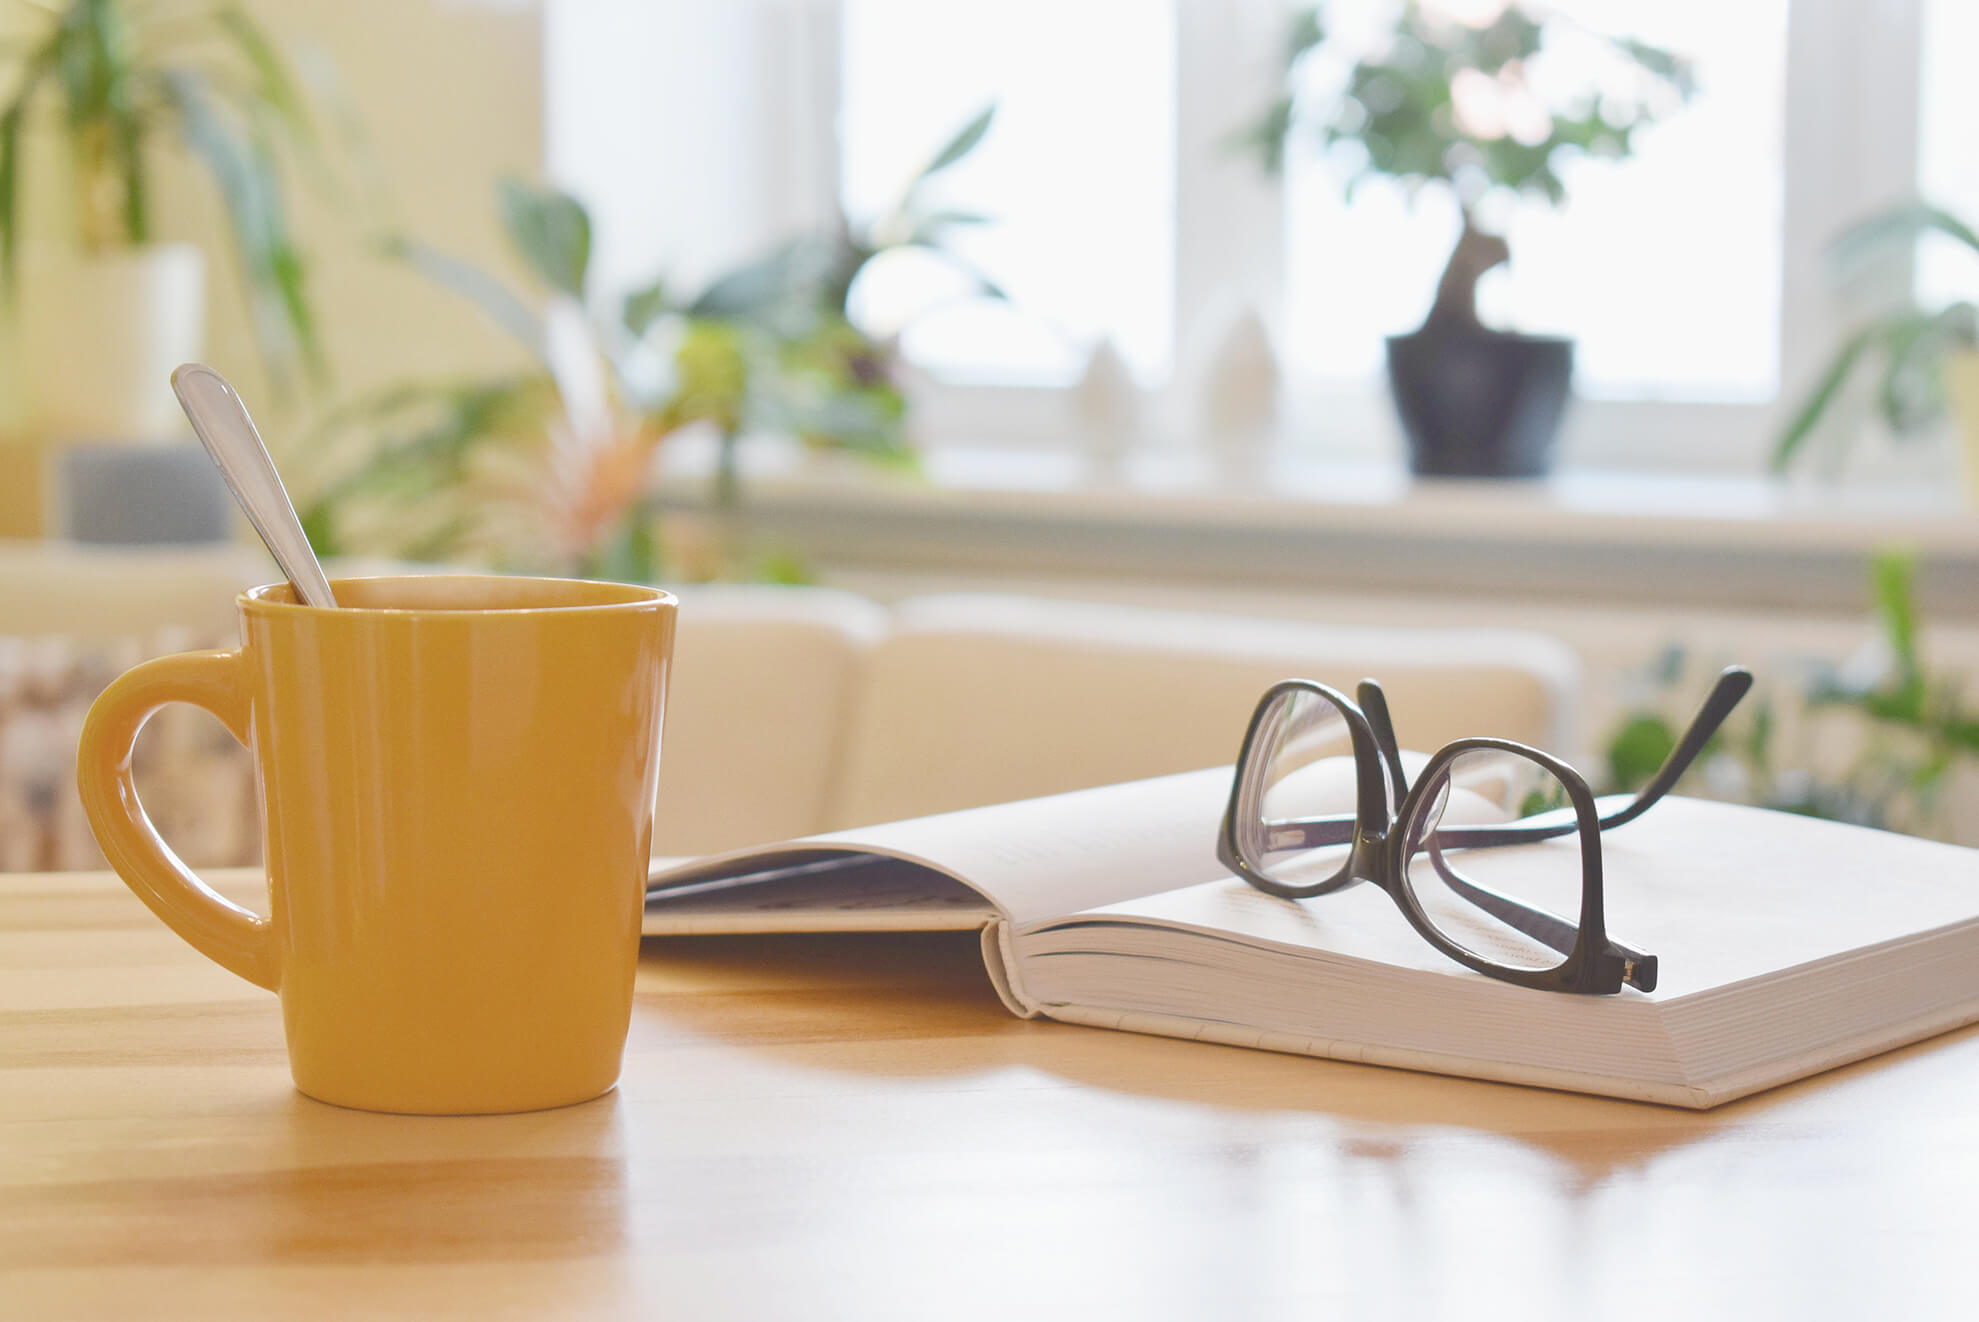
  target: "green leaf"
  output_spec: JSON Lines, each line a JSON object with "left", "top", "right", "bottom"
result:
{"left": 754, "top": 548, "right": 816, "bottom": 586}
{"left": 915, "top": 103, "right": 994, "bottom": 181}
{"left": 259, "top": 202, "right": 315, "bottom": 374}
{"left": 379, "top": 232, "right": 546, "bottom": 359}
{"left": 1943, "top": 713, "right": 1979, "bottom": 756}
{"left": 906, "top": 208, "right": 993, "bottom": 241}
{"left": 401, "top": 511, "right": 476, "bottom": 565}
{"left": 688, "top": 237, "right": 825, "bottom": 320}
{"left": 586, "top": 509, "right": 661, "bottom": 584}
{"left": 1744, "top": 697, "right": 1775, "bottom": 770}
{"left": 1832, "top": 202, "right": 1979, "bottom": 272}
{"left": 789, "top": 388, "right": 906, "bottom": 453}
{"left": 919, "top": 202, "right": 996, "bottom": 228}
{"left": 1518, "top": 784, "right": 1567, "bottom": 818}
{"left": 1871, "top": 307, "right": 1972, "bottom": 435}
{"left": 496, "top": 176, "right": 591, "bottom": 298}
{"left": 1238, "top": 95, "right": 1296, "bottom": 173}
{"left": 1771, "top": 324, "right": 1878, "bottom": 470}
{"left": 0, "top": 101, "right": 30, "bottom": 292}
{"left": 298, "top": 498, "right": 339, "bottom": 559}
{"left": 1910, "top": 746, "right": 1954, "bottom": 794}
{"left": 1871, "top": 548, "right": 1922, "bottom": 686}
{"left": 112, "top": 77, "right": 146, "bottom": 243}
{"left": 1286, "top": 9, "right": 1325, "bottom": 63}
{"left": 1, "top": 39, "right": 57, "bottom": 287}
{"left": 900, "top": 243, "right": 1006, "bottom": 301}
{"left": 622, "top": 278, "right": 670, "bottom": 336}
{"left": 1848, "top": 684, "right": 1929, "bottom": 729}
{"left": 1616, "top": 38, "right": 1697, "bottom": 98}
{"left": 1605, "top": 714, "right": 1678, "bottom": 793}
{"left": 1252, "top": 1, "right": 1693, "bottom": 205}
{"left": 306, "top": 375, "right": 556, "bottom": 550}
{"left": 1648, "top": 642, "right": 1686, "bottom": 687}
{"left": 214, "top": 7, "right": 316, "bottom": 148}
{"left": 663, "top": 318, "right": 751, "bottom": 432}
{"left": 155, "top": 66, "right": 324, "bottom": 387}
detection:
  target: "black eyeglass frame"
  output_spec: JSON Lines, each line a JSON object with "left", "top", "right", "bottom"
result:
{"left": 1214, "top": 667, "right": 1753, "bottom": 996}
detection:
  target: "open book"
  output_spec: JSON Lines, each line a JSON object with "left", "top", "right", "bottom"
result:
{"left": 643, "top": 767, "right": 1979, "bottom": 1108}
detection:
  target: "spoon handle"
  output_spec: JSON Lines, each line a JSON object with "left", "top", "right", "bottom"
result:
{"left": 171, "top": 364, "right": 339, "bottom": 610}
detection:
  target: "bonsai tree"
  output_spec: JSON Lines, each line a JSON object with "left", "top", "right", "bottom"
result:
{"left": 0, "top": 0, "right": 338, "bottom": 387}
{"left": 1245, "top": 3, "right": 1696, "bottom": 337}
{"left": 1771, "top": 203, "right": 1979, "bottom": 471}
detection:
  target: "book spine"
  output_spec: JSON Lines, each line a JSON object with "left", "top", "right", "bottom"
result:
{"left": 979, "top": 920, "right": 1045, "bottom": 1019}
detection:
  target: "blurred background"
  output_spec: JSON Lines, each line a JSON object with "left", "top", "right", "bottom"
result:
{"left": 3, "top": 0, "right": 1978, "bottom": 869}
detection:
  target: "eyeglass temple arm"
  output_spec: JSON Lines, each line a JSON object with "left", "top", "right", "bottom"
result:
{"left": 1266, "top": 668, "right": 1751, "bottom": 906}
{"left": 1428, "top": 666, "right": 1755, "bottom": 850}
{"left": 1597, "top": 665, "right": 1752, "bottom": 830}
{"left": 1425, "top": 839, "right": 1656, "bottom": 991}
{"left": 1257, "top": 820, "right": 1658, "bottom": 991}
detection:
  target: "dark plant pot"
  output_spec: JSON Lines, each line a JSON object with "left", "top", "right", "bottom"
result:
{"left": 1385, "top": 329, "right": 1573, "bottom": 478}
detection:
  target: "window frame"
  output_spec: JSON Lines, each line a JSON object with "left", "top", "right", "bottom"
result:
{"left": 674, "top": 0, "right": 1935, "bottom": 477}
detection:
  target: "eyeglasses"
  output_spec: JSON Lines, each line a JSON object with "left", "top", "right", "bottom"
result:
{"left": 1216, "top": 667, "right": 1752, "bottom": 995}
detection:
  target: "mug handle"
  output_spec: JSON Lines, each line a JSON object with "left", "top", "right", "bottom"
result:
{"left": 76, "top": 649, "right": 280, "bottom": 991}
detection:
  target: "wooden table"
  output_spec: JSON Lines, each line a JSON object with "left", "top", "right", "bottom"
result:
{"left": 6, "top": 869, "right": 1977, "bottom": 1320}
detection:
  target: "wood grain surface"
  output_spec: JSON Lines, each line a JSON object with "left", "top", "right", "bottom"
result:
{"left": 4, "top": 868, "right": 1976, "bottom": 1320}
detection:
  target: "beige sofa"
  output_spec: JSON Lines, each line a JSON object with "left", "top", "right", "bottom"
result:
{"left": 0, "top": 542, "right": 1579, "bottom": 862}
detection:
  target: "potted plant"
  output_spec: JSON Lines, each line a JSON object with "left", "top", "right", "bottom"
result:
{"left": 1603, "top": 551, "right": 1979, "bottom": 839}
{"left": 1245, "top": 3, "right": 1694, "bottom": 477}
{"left": 1770, "top": 203, "right": 1979, "bottom": 499}
{"left": 301, "top": 180, "right": 941, "bottom": 581}
{"left": 306, "top": 178, "right": 916, "bottom": 581}
{"left": 301, "top": 109, "right": 999, "bottom": 581}
{"left": 0, "top": 0, "right": 333, "bottom": 442}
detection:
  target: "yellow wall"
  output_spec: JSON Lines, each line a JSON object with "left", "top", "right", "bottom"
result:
{"left": 1, "top": 0, "right": 545, "bottom": 458}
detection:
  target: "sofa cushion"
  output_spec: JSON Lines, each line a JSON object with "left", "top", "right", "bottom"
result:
{"left": 828, "top": 594, "right": 1579, "bottom": 829}
{"left": 0, "top": 543, "right": 1584, "bottom": 864}
{"left": 0, "top": 543, "right": 269, "bottom": 640}
{"left": 652, "top": 585, "right": 886, "bottom": 855}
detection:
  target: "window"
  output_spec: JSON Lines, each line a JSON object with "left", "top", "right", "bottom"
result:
{"left": 841, "top": 0, "right": 1176, "bottom": 385}
{"left": 551, "top": 0, "right": 1956, "bottom": 476}
{"left": 1285, "top": 1, "right": 1787, "bottom": 402}
{"left": 1918, "top": 0, "right": 1979, "bottom": 309}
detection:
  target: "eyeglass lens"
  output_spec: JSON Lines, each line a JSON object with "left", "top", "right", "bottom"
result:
{"left": 1238, "top": 688, "right": 1361, "bottom": 892}
{"left": 1398, "top": 747, "right": 1590, "bottom": 972}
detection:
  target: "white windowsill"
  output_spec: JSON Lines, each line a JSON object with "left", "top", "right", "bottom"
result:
{"left": 652, "top": 436, "right": 1979, "bottom": 618}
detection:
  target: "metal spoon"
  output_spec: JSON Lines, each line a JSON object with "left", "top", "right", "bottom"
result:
{"left": 171, "top": 363, "right": 339, "bottom": 609}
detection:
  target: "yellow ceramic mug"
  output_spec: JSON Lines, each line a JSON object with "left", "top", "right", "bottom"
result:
{"left": 76, "top": 575, "right": 676, "bottom": 1114}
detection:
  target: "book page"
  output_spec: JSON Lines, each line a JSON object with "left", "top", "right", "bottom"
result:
{"left": 643, "top": 851, "right": 994, "bottom": 934}
{"left": 1030, "top": 796, "right": 1979, "bottom": 1000}
{"left": 648, "top": 766, "right": 1239, "bottom": 928}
